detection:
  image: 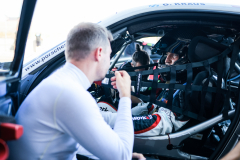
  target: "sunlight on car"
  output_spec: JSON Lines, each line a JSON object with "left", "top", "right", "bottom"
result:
{"left": 138, "top": 37, "right": 161, "bottom": 45}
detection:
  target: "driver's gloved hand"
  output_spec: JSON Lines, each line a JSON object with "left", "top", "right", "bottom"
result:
{"left": 175, "top": 90, "right": 188, "bottom": 121}
{"left": 179, "top": 90, "right": 185, "bottom": 109}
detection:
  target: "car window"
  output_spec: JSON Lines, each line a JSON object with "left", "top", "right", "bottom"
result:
{"left": 117, "top": 37, "right": 161, "bottom": 63}
{"left": 0, "top": 0, "right": 23, "bottom": 73}
{"left": 138, "top": 37, "right": 161, "bottom": 45}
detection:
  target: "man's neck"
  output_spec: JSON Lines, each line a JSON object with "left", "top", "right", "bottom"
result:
{"left": 68, "top": 60, "right": 95, "bottom": 84}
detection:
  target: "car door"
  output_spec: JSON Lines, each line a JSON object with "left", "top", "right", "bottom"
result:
{"left": 0, "top": 0, "right": 37, "bottom": 159}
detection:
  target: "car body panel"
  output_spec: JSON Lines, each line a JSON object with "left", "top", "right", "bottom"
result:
{"left": 22, "top": 41, "right": 66, "bottom": 78}
{"left": 99, "top": 3, "right": 240, "bottom": 28}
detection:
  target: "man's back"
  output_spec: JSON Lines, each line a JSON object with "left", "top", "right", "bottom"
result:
{"left": 8, "top": 63, "right": 90, "bottom": 160}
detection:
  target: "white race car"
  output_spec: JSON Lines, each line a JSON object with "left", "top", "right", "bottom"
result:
{"left": 1, "top": 1, "right": 240, "bottom": 160}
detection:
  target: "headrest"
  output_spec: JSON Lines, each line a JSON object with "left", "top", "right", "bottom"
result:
{"left": 188, "top": 36, "right": 228, "bottom": 63}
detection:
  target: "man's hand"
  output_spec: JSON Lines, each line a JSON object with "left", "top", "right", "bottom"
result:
{"left": 132, "top": 152, "right": 146, "bottom": 160}
{"left": 111, "top": 71, "right": 131, "bottom": 98}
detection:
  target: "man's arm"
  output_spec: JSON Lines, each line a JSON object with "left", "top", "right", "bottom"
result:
{"left": 56, "top": 90, "right": 133, "bottom": 160}
{"left": 55, "top": 71, "right": 133, "bottom": 160}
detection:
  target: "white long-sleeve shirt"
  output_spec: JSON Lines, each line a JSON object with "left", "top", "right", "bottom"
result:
{"left": 8, "top": 62, "right": 134, "bottom": 160}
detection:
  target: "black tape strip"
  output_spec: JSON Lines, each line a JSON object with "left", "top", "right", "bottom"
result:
{"left": 139, "top": 94, "right": 151, "bottom": 102}
{"left": 167, "top": 66, "right": 176, "bottom": 110}
{"left": 213, "top": 55, "right": 224, "bottom": 116}
{"left": 135, "top": 72, "right": 142, "bottom": 97}
{"left": 105, "top": 47, "right": 231, "bottom": 79}
{"left": 154, "top": 101, "right": 206, "bottom": 121}
{"left": 185, "top": 63, "right": 193, "bottom": 112}
{"left": 150, "top": 70, "right": 159, "bottom": 104}
{"left": 120, "top": 63, "right": 158, "bottom": 71}
{"left": 131, "top": 81, "right": 152, "bottom": 87}
{"left": 102, "top": 79, "right": 234, "bottom": 94}
{"left": 198, "top": 61, "right": 211, "bottom": 120}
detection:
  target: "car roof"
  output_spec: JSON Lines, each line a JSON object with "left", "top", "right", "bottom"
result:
{"left": 99, "top": 3, "right": 240, "bottom": 27}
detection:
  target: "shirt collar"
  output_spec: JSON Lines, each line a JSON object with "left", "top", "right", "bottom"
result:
{"left": 64, "top": 62, "right": 91, "bottom": 90}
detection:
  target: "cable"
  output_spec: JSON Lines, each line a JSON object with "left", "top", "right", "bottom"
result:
{"left": 173, "top": 83, "right": 186, "bottom": 98}
{"left": 227, "top": 74, "right": 240, "bottom": 82}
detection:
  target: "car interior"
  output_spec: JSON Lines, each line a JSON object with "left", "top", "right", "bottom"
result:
{"left": 18, "top": 12, "right": 240, "bottom": 160}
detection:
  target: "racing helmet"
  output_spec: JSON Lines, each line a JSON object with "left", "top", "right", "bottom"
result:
{"left": 158, "top": 27, "right": 207, "bottom": 83}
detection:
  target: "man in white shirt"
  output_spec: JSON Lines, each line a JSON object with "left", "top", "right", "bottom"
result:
{"left": 8, "top": 22, "right": 140, "bottom": 160}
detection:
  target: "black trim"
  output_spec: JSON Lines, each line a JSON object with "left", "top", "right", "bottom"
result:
{"left": 108, "top": 11, "right": 240, "bottom": 34}
{"left": 210, "top": 81, "right": 240, "bottom": 160}
{"left": 11, "top": 0, "right": 37, "bottom": 77}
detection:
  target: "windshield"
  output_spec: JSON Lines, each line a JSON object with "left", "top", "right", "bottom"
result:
{"left": 112, "top": 37, "right": 161, "bottom": 61}
{"left": 0, "top": 0, "right": 23, "bottom": 73}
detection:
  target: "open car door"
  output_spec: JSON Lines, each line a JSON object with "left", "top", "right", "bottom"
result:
{"left": 0, "top": 0, "right": 37, "bottom": 159}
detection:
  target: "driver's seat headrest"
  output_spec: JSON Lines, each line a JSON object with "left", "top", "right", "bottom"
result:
{"left": 188, "top": 36, "right": 228, "bottom": 63}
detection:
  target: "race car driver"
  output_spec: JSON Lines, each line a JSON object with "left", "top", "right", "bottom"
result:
{"left": 99, "top": 28, "right": 207, "bottom": 136}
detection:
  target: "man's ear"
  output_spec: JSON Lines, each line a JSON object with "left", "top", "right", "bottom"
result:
{"left": 94, "top": 47, "right": 103, "bottom": 62}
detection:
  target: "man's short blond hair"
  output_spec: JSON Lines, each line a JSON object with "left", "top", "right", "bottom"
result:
{"left": 65, "top": 22, "right": 113, "bottom": 61}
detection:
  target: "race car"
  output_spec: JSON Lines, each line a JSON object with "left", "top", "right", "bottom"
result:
{"left": 1, "top": 1, "right": 240, "bottom": 160}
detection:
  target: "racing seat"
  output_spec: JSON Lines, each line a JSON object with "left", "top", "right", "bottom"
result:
{"left": 177, "top": 71, "right": 223, "bottom": 157}
{"left": 133, "top": 36, "right": 235, "bottom": 159}
{"left": 176, "top": 36, "right": 231, "bottom": 156}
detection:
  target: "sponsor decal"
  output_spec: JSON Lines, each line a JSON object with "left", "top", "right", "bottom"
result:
{"left": 159, "top": 107, "right": 173, "bottom": 120}
{"left": 136, "top": 73, "right": 141, "bottom": 95}
{"left": 149, "top": 4, "right": 160, "bottom": 7}
{"left": 102, "top": 78, "right": 109, "bottom": 85}
{"left": 22, "top": 42, "right": 66, "bottom": 77}
{"left": 149, "top": 3, "right": 205, "bottom": 7}
{"left": 100, "top": 107, "right": 108, "bottom": 112}
{"left": 190, "top": 134, "right": 203, "bottom": 140}
{"left": 132, "top": 115, "right": 152, "bottom": 121}
{"left": 134, "top": 114, "right": 161, "bottom": 134}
